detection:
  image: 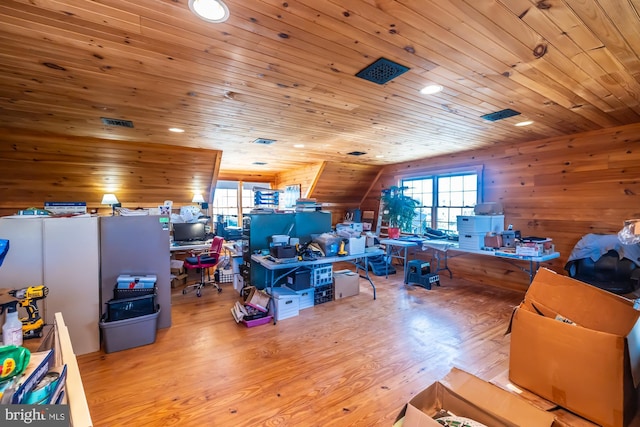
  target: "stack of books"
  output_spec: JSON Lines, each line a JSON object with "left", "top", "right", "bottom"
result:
{"left": 295, "top": 198, "right": 322, "bottom": 212}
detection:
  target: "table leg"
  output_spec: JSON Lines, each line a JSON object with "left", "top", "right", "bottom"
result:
{"left": 385, "top": 245, "right": 391, "bottom": 278}
{"left": 432, "top": 249, "right": 453, "bottom": 278}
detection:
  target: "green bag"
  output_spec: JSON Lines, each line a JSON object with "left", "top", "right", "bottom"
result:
{"left": 0, "top": 345, "right": 31, "bottom": 382}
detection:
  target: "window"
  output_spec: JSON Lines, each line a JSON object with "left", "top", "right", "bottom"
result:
{"left": 401, "top": 168, "right": 481, "bottom": 234}
{"left": 212, "top": 181, "right": 269, "bottom": 226}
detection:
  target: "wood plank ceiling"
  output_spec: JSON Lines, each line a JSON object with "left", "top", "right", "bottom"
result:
{"left": 1, "top": 0, "right": 639, "bottom": 175}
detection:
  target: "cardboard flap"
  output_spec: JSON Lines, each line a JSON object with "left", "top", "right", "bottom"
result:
{"left": 441, "top": 367, "right": 555, "bottom": 426}
{"left": 526, "top": 269, "right": 639, "bottom": 336}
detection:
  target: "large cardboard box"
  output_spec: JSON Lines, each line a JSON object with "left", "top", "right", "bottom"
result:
{"left": 395, "top": 367, "right": 555, "bottom": 426}
{"left": 509, "top": 268, "right": 640, "bottom": 427}
{"left": 333, "top": 269, "right": 359, "bottom": 299}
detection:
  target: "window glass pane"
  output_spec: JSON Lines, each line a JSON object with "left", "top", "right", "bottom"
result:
{"left": 439, "top": 176, "right": 451, "bottom": 192}
{"left": 450, "top": 175, "right": 463, "bottom": 191}
{"left": 463, "top": 191, "right": 476, "bottom": 206}
{"left": 450, "top": 191, "right": 464, "bottom": 206}
{"left": 463, "top": 175, "right": 474, "bottom": 191}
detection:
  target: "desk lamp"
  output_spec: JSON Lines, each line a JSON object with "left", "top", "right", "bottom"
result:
{"left": 192, "top": 193, "right": 208, "bottom": 209}
{"left": 101, "top": 193, "right": 121, "bottom": 216}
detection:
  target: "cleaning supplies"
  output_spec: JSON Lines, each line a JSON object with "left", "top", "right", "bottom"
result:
{"left": 2, "top": 301, "right": 23, "bottom": 347}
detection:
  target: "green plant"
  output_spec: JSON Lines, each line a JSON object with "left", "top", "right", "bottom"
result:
{"left": 380, "top": 185, "right": 420, "bottom": 232}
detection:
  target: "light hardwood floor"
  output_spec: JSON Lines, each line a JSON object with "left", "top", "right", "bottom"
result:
{"left": 75, "top": 266, "right": 594, "bottom": 426}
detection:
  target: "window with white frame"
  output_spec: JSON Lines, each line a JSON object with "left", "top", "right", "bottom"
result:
{"left": 212, "top": 181, "right": 269, "bottom": 227}
{"left": 401, "top": 167, "right": 482, "bottom": 234}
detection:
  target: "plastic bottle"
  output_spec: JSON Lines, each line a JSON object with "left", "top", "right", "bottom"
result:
{"left": 2, "top": 302, "right": 23, "bottom": 347}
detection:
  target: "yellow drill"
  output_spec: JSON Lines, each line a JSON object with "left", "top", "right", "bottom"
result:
{"left": 8, "top": 285, "right": 49, "bottom": 339}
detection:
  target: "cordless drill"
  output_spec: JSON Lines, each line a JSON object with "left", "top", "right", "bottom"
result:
{"left": 8, "top": 285, "right": 49, "bottom": 339}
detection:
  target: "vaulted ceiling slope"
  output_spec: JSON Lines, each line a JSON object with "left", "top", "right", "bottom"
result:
{"left": 1, "top": 0, "right": 639, "bottom": 175}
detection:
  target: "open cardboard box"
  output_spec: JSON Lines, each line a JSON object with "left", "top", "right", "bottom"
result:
{"left": 509, "top": 268, "right": 640, "bottom": 427}
{"left": 395, "top": 367, "right": 555, "bottom": 426}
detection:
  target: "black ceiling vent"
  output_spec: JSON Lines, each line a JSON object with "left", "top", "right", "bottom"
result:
{"left": 252, "top": 161, "right": 267, "bottom": 165}
{"left": 101, "top": 117, "right": 134, "bottom": 128}
{"left": 347, "top": 151, "right": 367, "bottom": 156}
{"left": 253, "top": 138, "right": 276, "bottom": 145}
{"left": 355, "top": 58, "right": 410, "bottom": 85}
{"left": 481, "top": 109, "right": 521, "bottom": 122}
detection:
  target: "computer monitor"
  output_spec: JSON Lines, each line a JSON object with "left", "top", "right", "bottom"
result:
{"left": 173, "top": 222, "right": 206, "bottom": 242}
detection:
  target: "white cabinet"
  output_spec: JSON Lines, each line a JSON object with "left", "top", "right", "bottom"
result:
{"left": 0, "top": 216, "right": 100, "bottom": 355}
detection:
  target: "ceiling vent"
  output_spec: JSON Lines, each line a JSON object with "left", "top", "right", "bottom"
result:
{"left": 355, "top": 58, "right": 410, "bottom": 85}
{"left": 101, "top": 117, "right": 134, "bottom": 128}
{"left": 480, "top": 109, "right": 521, "bottom": 122}
{"left": 252, "top": 161, "right": 267, "bottom": 165}
{"left": 347, "top": 151, "right": 367, "bottom": 156}
{"left": 253, "top": 138, "right": 276, "bottom": 145}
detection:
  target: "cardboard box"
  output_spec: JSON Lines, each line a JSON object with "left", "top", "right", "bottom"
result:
{"left": 170, "top": 273, "right": 187, "bottom": 288}
{"left": 509, "top": 268, "right": 640, "bottom": 427}
{"left": 395, "top": 367, "right": 555, "bottom": 426}
{"left": 267, "top": 286, "right": 300, "bottom": 321}
{"left": 333, "top": 269, "right": 359, "bottom": 299}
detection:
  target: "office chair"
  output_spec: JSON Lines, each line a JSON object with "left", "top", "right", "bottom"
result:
{"left": 182, "top": 236, "right": 225, "bottom": 297}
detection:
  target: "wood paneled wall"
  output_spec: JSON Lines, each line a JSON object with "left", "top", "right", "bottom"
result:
{"left": 275, "top": 161, "right": 382, "bottom": 225}
{"left": 0, "top": 128, "right": 222, "bottom": 217}
{"left": 362, "top": 122, "right": 640, "bottom": 291}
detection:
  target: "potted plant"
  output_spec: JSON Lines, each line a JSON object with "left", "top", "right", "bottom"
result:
{"left": 380, "top": 185, "right": 420, "bottom": 239}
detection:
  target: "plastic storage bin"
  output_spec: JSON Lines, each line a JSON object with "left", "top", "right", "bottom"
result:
{"left": 312, "top": 264, "right": 333, "bottom": 286}
{"left": 314, "top": 283, "right": 333, "bottom": 305}
{"left": 105, "top": 294, "right": 156, "bottom": 321}
{"left": 286, "top": 268, "right": 311, "bottom": 291}
{"left": 113, "top": 284, "right": 157, "bottom": 300}
{"left": 100, "top": 307, "right": 160, "bottom": 353}
{"left": 116, "top": 274, "right": 157, "bottom": 289}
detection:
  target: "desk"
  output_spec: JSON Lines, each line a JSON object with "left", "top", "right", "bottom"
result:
{"left": 170, "top": 240, "right": 212, "bottom": 252}
{"left": 421, "top": 241, "right": 560, "bottom": 283}
{"left": 251, "top": 249, "right": 384, "bottom": 321}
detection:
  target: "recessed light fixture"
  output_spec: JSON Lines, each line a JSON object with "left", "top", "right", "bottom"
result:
{"left": 515, "top": 120, "right": 534, "bottom": 127}
{"left": 420, "top": 84, "right": 443, "bottom": 95}
{"left": 376, "top": 155, "right": 384, "bottom": 158}
{"left": 189, "top": 0, "right": 230, "bottom": 23}
{"left": 294, "top": 144, "right": 305, "bottom": 148}
{"left": 169, "top": 127, "right": 185, "bottom": 133}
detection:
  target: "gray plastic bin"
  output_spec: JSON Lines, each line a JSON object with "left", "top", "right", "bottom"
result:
{"left": 100, "top": 306, "right": 160, "bottom": 353}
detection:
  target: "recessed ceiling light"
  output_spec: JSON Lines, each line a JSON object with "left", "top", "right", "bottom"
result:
{"left": 169, "top": 127, "right": 185, "bottom": 133}
{"left": 189, "top": 0, "right": 230, "bottom": 23}
{"left": 294, "top": 144, "right": 305, "bottom": 148}
{"left": 376, "top": 155, "right": 384, "bottom": 158}
{"left": 515, "top": 120, "right": 534, "bottom": 127}
{"left": 420, "top": 84, "right": 443, "bottom": 95}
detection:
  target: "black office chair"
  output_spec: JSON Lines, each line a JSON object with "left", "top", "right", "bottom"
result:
{"left": 182, "top": 236, "right": 225, "bottom": 297}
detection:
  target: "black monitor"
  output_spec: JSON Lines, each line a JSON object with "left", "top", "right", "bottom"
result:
{"left": 173, "top": 222, "right": 206, "bottom": 242}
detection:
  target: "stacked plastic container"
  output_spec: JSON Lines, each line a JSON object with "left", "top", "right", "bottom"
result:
{"left": 457, "top": 215, "right": 504, "bottom": 250}
{"left": 99, "top": 274, "right": 160, "bottom": 353}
